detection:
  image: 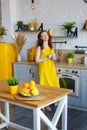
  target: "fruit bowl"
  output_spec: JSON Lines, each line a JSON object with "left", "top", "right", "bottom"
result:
{"left": 19, "top": 80, "right": 40, "bottom": 97}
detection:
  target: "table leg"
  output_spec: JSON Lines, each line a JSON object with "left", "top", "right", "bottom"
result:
{"left": 4, "top": 102, "right": 10, "bottom": 122}
{"left": 40, "top": 96, "right": 68, "bottom": 130}
{"left": 33, "top": 108, "right": 40, "bottom": 130}
{"left": 4, "top": 102, "right": 9, "bottom": 129}
{"left": 62, "top": 96, "right": 68, "bottom": 130}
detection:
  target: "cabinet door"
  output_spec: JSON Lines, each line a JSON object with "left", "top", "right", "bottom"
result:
{"left": 13, "top": 64, "right": 34, "bottom": 82}
{"left": 13, "top": 64, "right": 39, "bottom": 83}
{"left": 68, "top": 96, "right": 81, "bottom": 106}
{"left": 81, "top": 70, "right": 87, "bottom": 107}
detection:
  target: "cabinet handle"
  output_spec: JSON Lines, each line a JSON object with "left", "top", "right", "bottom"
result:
{"left": 29, "top": 69, "right": 32, "bottom": 73}
{"left": 32, "top": 72, "right": 34, "bottom": 78}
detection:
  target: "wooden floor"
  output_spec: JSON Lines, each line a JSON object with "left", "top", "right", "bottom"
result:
{"left": 68, "top": 108, "right": 87, "bottom": 130}
{"left": 1, "top": 104, "right": 87, "bottom": 130}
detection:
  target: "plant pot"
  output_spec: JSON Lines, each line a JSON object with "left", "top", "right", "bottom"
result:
{"left": 67, "top": 58, "right": 73, "bottom": 64}
{"left": 9, "top": 85, "right": 18, "bottom": 95}
{"left": 67, "top": 28, "right": 73, "bottom": 37}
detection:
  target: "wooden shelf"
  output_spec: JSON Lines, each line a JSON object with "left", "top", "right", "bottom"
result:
{"left": 52, "top": 36, "right": 78, "bottom": 38}
{"left": 15, "top": 30, "right": 40, "bottom": 32}
{"left": 15, "top": 23, "right": 43, "bottom": 32}
{"left": 52, "top": 41, "right": 67, "bottom": 44}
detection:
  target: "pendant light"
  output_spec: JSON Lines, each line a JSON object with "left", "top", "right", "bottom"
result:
{"left": 31, "top": 0, "right": 35, "bottom": 9}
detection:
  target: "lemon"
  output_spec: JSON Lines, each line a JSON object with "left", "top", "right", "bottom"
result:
{"left": 31, "top": 88, "right": 39, "bottom": 96}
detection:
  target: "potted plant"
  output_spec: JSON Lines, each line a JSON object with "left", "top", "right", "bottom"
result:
{"left": 0, "top": 26, "right": 7, "bottom": 41}
{"left": 67, "top": 53, "right": 74, "bottom": 63}
{"left": 7, "top": 77, "right": 19, "bottom": 94}
{"left": 62, "top": 22, "right": 76, "bottom": 29}
{"left": 61, "top": 22, "right": 76, "bottom": 37}
{"left": 16, "top": 21, "right": 24, "bottom": 31}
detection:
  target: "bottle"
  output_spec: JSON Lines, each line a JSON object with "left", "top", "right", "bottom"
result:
{"left": 85, "top": 20, "right": 87, "bottom": 30}
{"left": 48, "top": 29, "right": 54, "bottom": 36}
{"left": 34, "top": 19, "right": 39, "bottom": 30}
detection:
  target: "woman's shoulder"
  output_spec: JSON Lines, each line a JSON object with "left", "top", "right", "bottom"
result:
{"left": 49, "top": 47, "right": 54, "bottom": 52}
{"left": 47, "top": 48, "right": 54, "bottom": 54}
{"left": 36, "top": 46, "right": 41, "bottom": 50}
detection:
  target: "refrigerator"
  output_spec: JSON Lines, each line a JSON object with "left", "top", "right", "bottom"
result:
{"left": 0, "top": 42, "right": 17, "bottom": 80}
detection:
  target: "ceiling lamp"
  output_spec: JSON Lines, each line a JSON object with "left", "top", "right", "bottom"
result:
{"left": 31, "top": 0, "right": 35, "bottom": 9}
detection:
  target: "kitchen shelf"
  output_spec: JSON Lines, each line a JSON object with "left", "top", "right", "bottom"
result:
{"left": 52, "top": 41, "right": 67, "bottom": 44}
{"left": 75, "top": 45, "right": 87, "bottom": 48}
{"left": 52, "top": 36, "right": 78, "bottom": 38}
{"left": 15, "top": 23, "right": 43, "bottom": 32}
{"left": 15, "top": 30, "right": 40, "bottom": 32}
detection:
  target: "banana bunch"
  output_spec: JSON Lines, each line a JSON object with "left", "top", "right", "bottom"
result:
{"left": 20, "top": 88, "right": 31, "bottom": 97}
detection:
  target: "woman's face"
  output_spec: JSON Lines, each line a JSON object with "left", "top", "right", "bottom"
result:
{"left": 40, "top": 31, "right": 49, "bottom": 41}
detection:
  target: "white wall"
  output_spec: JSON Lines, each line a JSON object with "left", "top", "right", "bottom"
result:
{"left": 1, "top": 0, "right": 87, "bottom": 60}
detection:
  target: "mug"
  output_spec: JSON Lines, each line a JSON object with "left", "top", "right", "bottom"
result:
{"left": 52, "top": 53, "right": 56, "bottom": 58}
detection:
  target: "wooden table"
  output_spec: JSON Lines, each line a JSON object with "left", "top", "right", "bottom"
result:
{"left": 0, "top": 80, "right": 72, "bottom": 130}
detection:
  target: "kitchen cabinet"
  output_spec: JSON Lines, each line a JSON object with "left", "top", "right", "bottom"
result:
{"left": 13, "top": 63, "right": 39, "bottom": 83}
{"left": 68, "top": 96, "right": 81, "bottom": 107}
{"left": 80, "top": 70, "right": 87, "bottom": 107}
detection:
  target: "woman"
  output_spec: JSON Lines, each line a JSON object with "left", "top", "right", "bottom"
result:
{"left": 35, "top": 30, "right": 60, "bottom": 111}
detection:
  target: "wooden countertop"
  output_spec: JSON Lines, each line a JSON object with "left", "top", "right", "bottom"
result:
{"left": 0, "top": 80, "right": 72, "bottom": 108}
{"left": 13, "top": 61, "right": 87, "bottom": 69}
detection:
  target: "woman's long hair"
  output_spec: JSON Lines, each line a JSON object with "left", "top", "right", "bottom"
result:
{"left": 36, "top": 30, "right": 53, "bottom": 49}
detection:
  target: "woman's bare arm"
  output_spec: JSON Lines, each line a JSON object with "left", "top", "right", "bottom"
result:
{"left": 35, "top": 46, "right": 48, "bottom": 63}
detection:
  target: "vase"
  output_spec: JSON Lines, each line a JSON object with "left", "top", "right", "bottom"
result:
{"left": 17, "top": 54, "right": 22, "bottom": 61}
{"left": 9, "top": 85, "right": 18, "bottom": 95}
{"left": 68, "top": 58, "right": 73, "bottom": 64}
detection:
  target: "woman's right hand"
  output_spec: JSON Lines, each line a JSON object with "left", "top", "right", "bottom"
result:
{"left": 47, "top": 54, "right": 52, "bottom": 59}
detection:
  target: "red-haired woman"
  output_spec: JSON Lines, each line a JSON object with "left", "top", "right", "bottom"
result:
{"left": 35, "top": 30, "right": 60, "bottom": 111}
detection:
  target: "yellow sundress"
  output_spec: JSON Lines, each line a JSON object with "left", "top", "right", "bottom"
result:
{"left": 39, "top": 48, "right": 60, "bottom": 88}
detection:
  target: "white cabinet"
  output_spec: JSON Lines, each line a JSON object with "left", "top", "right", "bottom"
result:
{"left": 81, "top": 70, "right": 87, "bottom": 107}
{"left": 13, "top": 63, "right": 39, "bottom": 83}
